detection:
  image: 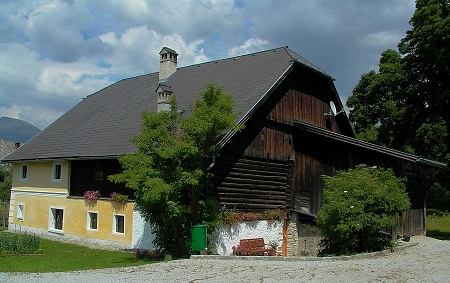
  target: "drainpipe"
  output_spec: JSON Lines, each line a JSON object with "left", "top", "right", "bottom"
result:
{"left": 206, "top": 153, "right": 220, "bottom": 171}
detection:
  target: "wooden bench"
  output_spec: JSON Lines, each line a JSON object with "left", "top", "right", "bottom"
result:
{"left": 239, "top": 238, "right": 272, "bottom": 255}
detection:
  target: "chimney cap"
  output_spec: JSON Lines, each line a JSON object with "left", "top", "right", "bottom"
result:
{"left": 159, "top": 47, "right": 178, "bottom": 55}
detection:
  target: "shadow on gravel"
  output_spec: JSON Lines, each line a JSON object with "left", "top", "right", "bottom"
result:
{"left": 427, "top": 230, "right": 450, "bottom": 241}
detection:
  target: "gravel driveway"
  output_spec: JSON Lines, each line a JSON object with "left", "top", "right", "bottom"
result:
{"left": 1, "top": 236, "right": 449, "bottom": 283}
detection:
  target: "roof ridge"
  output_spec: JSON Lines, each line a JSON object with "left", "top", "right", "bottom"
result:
{"left": 177, "top": 46, "right": 288, "bottom": 70}
{"left": 84, "top": 72, "right": 158, "bottom": 99}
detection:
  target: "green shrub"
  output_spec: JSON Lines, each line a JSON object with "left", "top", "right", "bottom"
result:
{"left": 316, "top": 165, "right": 410, "bottom": 255}
{"left": 0, "top": 232, "right": 41, "bottom": 255}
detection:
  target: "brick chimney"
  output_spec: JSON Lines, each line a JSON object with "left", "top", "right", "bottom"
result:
{"left": 159, "top": 47, "right": 178, "bottom": 82}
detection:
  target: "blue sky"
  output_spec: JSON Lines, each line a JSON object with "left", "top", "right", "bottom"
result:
{"left": 0, "top": 0, "right": 416, "bottom": 130}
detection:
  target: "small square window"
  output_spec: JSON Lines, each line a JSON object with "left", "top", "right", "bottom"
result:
{"left": 50, "top": 207, "right": 64, "bottom": 231}
{"left": 52, "top": 163, "right": 62, "bottom": 182}
{"left": 87, "top": 211, "right": 98, "bottom": 230}
{"left": 113, "top": 214, "right": 125, "bottom": 234}
{"left": 94, "top": 164, "right": 104, "bottom": 181}
{"left": 17, "top": 203, "right": 25, "bottom": 221}
{"left": 19, "top": 164, "right": 28, "bottom": 181}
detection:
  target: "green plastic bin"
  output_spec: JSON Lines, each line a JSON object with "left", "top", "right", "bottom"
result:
{"left": 191, "top": 224, "right": 207, "bottom": 251}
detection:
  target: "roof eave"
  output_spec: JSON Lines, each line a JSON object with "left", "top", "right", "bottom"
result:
{"left": 291, "top": 59, "right": 335, "bottom": 81}
{"left": 293, "top": 120, "right": 449, "bottom": 170}
{"left": 1, "top": 155, "right": 119, "bottom": 163}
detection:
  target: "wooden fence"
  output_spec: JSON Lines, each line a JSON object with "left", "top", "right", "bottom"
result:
{"left": 388, "top": 209, "right": 425, "bottom": 239}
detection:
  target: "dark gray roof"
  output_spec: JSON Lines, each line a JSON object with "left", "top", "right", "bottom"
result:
{"left": 2, "top": 47, "right": 332, "bottom": 162}
{"left": 293, "top": 120, "right": 449, "bottom": 170}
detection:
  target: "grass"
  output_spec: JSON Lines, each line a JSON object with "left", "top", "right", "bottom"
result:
{"left": 0, "top": 208, "right": 445, "bottom": 273}
{"left": 427, "top": 209, "right": 450, "bottom": 240}
{"left": 0, "top": 231, "right": 160, "bottom": 273}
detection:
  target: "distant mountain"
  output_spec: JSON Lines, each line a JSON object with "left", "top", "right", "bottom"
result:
{"left": 0, "top": 117, "right": 41, "bottom": 143}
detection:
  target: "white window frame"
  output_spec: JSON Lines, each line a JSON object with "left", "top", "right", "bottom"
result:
{"left": 19, "top": 163, "right": 28, "bottom": 182}
{"left": 112, "top": 214, "right": 125, "bottom": 235}
{"left": 49, "top": 207, "right": 64, "bottom": 233}
{"left": 17, "top": 203, "right": 25, "bottom": 221}
{"left": 52, "top": 162, "right": 63, "bottom": 182}
{"left": 87, "top": 211, "right": 99, "bottom": 231}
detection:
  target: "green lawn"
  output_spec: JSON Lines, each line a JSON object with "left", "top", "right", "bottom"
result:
{"left": 0, "top": 232, "right": 159, "bottom": 273}
{"left": 427, "top": 209, "right": 450, "bottom": 240}
{"left": 1, "top": 208, "right": 446, "bottom": 273}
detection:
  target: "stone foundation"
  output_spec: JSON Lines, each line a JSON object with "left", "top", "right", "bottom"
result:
{"left": 297, "top": 220, "right": 322, "bottom": 256}
{"left": 286, "top": 212, "right": 323, "bottom": 256}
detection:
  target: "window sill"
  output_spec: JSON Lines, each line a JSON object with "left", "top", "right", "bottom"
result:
{"left": 48, "top": 230, "right": 64, "bottom": 235}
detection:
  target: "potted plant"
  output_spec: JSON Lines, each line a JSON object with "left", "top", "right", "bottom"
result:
{"left": 232, "top": 245, "right": 249, "bottom": 256}
{"left": 110, "top": 192, "right": 128, "bottom": 204}
{"left": 83, "top": 190, "right": 100, "bottom": 202}
{"left": 268, "top": 241, "right": 279, "bottom": 256}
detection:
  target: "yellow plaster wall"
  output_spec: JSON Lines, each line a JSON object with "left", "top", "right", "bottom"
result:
{"left": 12, "top": 194, "right": 133, "bottom": 244}
{"left": 12, "top": 161, "right": 70, "bottom": 194}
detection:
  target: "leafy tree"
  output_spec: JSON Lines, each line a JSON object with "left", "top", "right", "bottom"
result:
{"left": 347, "top": 0, "right": 450, "bottom": 209}
{"left": 347, "top": 0, "right": 450, "bottom": 162}
{"left": 109, "top": 84, "right": 240, "bottom": 258}
{"left": 316, "top": 165, "right": 410, "bottom": 255}
{"left": 347, "top": 49, "right": 409, "bottom": 151}
{"left": 398, "top": 0, "right": 450, "bottom": 162}
{"left": 0, "top": 164, "right": 12, "bottom": 202}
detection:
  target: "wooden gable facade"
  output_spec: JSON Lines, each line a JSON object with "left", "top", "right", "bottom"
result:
{"left": 213, "top": 63, "right": 345, "bottom": 213}
{"left": 212, "top": 61, "right": 442, "bottom": 237}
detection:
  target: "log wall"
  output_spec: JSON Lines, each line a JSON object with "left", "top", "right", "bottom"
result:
{"left": 212, "top": 156, "right": 292, "bottom": 210}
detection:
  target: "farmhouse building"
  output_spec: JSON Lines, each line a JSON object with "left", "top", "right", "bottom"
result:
{"left": 2, "top": 47, "right": 447, "bottom": 255}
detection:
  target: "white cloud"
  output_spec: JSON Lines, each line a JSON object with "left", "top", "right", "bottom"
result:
{"left": 228, "top": 38, "right": 270, "bottom": 57}
{"left": 103, "top": 0, "right": 244, "bottom": 51}
{"left": 0, "top": 103, "right": 62, "bottom": 130}
{"left": 360, "top": 31, "right": 403, "bottom": 49}
{"left": 0, "top": 0, "right": 417, "bottom": 129}
{"left": 13, "top": 0, "right": 101, "bottom": 62}
{"left": 99, "top": 26, "right": 209, "bottom": 74}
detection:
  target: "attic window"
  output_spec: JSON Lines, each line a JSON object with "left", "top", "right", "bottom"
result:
{"left": 52, "top": 162, "right": 62, "bottom": 182}
{"left": 19, "top": 164, "right": 28, "bottom": 181}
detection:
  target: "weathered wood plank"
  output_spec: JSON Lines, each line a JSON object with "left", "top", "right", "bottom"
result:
{"left": 215, "top": 182, "right": 286, "bottom": 191}
{"left": 215, "top": 187, "right": 286, "bottom": 195}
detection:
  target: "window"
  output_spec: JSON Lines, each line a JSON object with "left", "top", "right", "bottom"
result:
{"left": 113, "top": 214, "right": 125, "bottom": 234}
{"left": 19, "top": 164, "right": 28, "bottom": 181}
{"left": 94, "top": 164, "right": 104, "bottom": 181}
{"left": 52, "top": 163, "right": 62, "bottom": 182}
{"left": 49, "top": 207, "right": 64, "bottom": 231}
{"left": 17, "top": 203, "right": 25, "bottom": 221}
{"left": 87, "top": 211, "right": 98, "bottom": 230}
